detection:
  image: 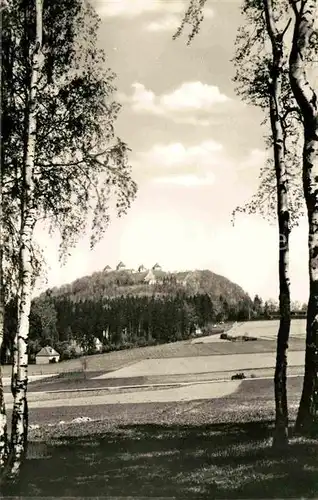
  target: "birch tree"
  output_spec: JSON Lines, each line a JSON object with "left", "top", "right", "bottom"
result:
{"left": 288, "top": 0, "right": 318, "bottom": 435}
{"left": 7, "top": 0, "right": 44, "bottom": 478}
{"left": 233, "top": 0, "right": 305, "bottom": 447}
{"left": 0, "top": 149, "right": 9, "bottom": 472}
{"left": 175, "top": 0, "right": 303, "bottom": 447}
{"left": 1, "top": 0, "right": 137, "bottom": 480}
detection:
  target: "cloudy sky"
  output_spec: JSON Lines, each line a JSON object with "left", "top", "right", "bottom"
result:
{"left": 36, "top": 0, "right": 308, "bottom": 302}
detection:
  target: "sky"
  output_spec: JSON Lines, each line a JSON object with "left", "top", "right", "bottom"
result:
{"left": 35, "top": 0, "right": 309, "bottom": 303}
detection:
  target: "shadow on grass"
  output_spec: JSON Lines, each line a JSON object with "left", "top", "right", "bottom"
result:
{"left": 3, "top": 421, "right": 318, "bottom": 498}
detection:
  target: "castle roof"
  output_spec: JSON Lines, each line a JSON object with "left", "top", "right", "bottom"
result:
{"left": 116, "top": 261, "right": 126, "bottom": 270}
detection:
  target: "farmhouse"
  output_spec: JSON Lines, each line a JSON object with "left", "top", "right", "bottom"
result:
{"left": 36, "top": 346, "right": 60, "bottom": 364}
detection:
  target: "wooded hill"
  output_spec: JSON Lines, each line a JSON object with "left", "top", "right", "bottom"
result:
{"left": 40, "top": 268, "right": 250, "bottom": 305}
{"left": 2, "top": 268, "right": 253, "bottom": 363}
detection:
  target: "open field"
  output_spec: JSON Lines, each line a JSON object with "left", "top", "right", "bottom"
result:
{"left": 195, "top": 319, "right": 306, "bottom": 343}
{"left": 2, "top": 375, "right": 302, "bottom": 430}
{"left": 3, "top": 376, "right": 318, "bottom": 498}
{"left": 1, "top": 319, "right": 307, "bottom": 378}
{"left": 228, "top": 319, "right": 306, "bottom": 340}
{"left": 2, "top": 320, "right": 313, "bottom": 498}
{"left": 94, "top": 351, "right": 305, "bottom": 379}
{"left": 3, "top": 365, "right": 317, "bottom": 498}
{"left": 5, "top": 422, "right": 318, "bottom": 498}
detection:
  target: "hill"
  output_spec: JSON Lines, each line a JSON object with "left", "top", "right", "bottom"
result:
{"left": 41, "top": 267, "right": 250, "bottom": 305}
{"left": 0, "top": 267, "right": 253, "bottom": 363}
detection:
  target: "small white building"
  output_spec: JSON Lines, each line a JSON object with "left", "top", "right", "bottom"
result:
{"left": 94, "top": 337, "right": 103, "bottom": 353}
{"left": 36, "top": 346, "right": 60, "bottom": 364}
{"left": 144, "top": 269, "right": 156, "bottom": 285}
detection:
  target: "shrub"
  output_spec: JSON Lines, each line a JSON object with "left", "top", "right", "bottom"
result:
{"left": 220, "top": 333, "right": 228, "bottom": 340}
{"left": 118, "top": 341, "right": 135, "bottom": 350}
{"left": 136, "top": 338, "right": 149, "bottom": 347}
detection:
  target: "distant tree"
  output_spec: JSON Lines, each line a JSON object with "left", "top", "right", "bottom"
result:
{"left": 30, "top": 295, "right": 58, "bottom": 345}
{"left": 253, "top": 294, "right": 264, "bottom": 317}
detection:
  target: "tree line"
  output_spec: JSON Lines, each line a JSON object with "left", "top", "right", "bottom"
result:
{"left": 0, "top": 292, "right": 254, "bottom": 363}
{"left": 2, "top": 291, "right": 307, "bottom": 366}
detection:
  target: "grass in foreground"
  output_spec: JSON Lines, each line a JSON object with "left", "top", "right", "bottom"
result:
{"left": 3, "top": 421, "right": 318, "bottom": 498}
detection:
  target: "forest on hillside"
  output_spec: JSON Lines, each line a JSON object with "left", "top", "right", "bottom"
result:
{"left": 1, "top": 286, "right": 306, "bottom": 364}
{"left": 44, "top": 268, "right": 250, "bottom": 303}
{"left": 1, "top": 290, "right": 253, "bottom": 363}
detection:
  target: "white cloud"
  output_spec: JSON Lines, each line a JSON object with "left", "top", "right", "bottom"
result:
{"left": 119, "top": 81, "right": 230, "bottom": 125}
{"left": 146, "top": 14, "right": 180, "bottom": 32}
{"left": 139, "top": 140, "right": 223, "bottom": 167}
{"left": 134, "top": 140, "right": 267, "bottom": 188}
{"left": 154, "top": 174, "right": 215, "bottom": 186}
{"left": 144, "top": 6, "right": 214, "bottom": 32}
{"left": 161, "top": 81, "right": 228, "bottom": 111}
{"left": 95, "top": 0, "right": 185, "bottom": 18}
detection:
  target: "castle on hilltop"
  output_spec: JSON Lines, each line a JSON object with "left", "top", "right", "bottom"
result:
{"left": 102, "top": 263, "right": 198, "bottom": 288}
{"left": 103, "top": 262, "right": 163, "bottom": 274}
{"left": 102, "top": 262, "right": 164, "bottom": 284}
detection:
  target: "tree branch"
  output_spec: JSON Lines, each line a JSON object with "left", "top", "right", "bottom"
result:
{"left": 288, "top": 0, "right": 300, "bottom": 16}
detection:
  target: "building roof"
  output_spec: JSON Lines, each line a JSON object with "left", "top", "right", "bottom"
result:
{"left": 152, "top": 263, "right": 162, "bottom": 270}
{"left": 36, "top": 346, "right": 60, "bottom": 357}
{"left": 116, "top": 261, "right": 126, "bottom": 270}
{"left": 138, "top": 264, "right": 146, "bottom": 272}
{"left": 103, "top": 265, "right": 112, "bottom": 271}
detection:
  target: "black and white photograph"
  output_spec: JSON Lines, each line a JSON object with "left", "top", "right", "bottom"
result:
{"left": 1, "top": 0, "right": 318, "bottom": 497}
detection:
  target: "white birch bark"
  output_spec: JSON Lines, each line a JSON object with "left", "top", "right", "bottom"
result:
{"left": 0, "top": 155, "right": 9, "bottom": 470}
{"left": 9, "top": 0, "right": 43, "bottom": 478}
{"left": 288, "top": 0, "right": 318, "bottom": 432}
{"left": 263, "top": 0, "right": 291, "bottom": 447}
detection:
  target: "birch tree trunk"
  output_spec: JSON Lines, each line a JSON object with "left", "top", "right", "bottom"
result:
{"left": 0, "top": 161, "right": 9, "bottom": 471}
{"left": 9, "top": 0, "right": 43, "bottom": 478}
{"left": 264, "top": 0, "right": 291, "bottom": 447}
{"left": 288, "top": 0, "right": 318, "bottom": 434}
